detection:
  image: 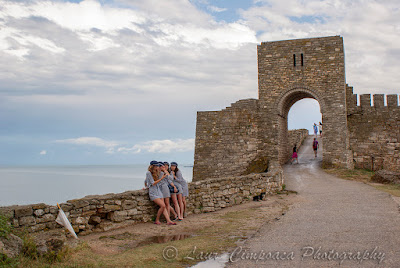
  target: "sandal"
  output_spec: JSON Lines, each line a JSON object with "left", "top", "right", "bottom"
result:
{"left": 173, "top": 216, "right": 179, "bottom": 221}
{"left": 154, "top": 221, "right": 161, "bottom": 225}
{"left": 167, "top": 222, "right": 177, "bottom": 225}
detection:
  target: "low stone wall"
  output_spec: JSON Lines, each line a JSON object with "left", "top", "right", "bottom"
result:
{"left": 0, "top": 167, "right": 284, "bottom": 236}
{"left": 286, "top": 129, "right": 309, "bottom": 162}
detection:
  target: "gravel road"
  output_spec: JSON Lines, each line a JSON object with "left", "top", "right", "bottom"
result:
{"left": 227, "top": 135, "right": 400, "bottom": 267}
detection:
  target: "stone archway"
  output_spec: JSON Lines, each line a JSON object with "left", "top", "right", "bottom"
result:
{"left": 257, "top": 36, "right": 352, "bottom": 170}
{"left": 275, "top": 87, "right": 325, "bottom": 164}
{"left": 193, "top": 36, "right": 354, "bottom": 182}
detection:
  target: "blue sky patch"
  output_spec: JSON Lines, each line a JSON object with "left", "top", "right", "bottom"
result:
{"left": 289, "top": 15, "right": 326, "bottom": 24}
{"left": 191, "top": 0, "right": 254, "bottom": 23}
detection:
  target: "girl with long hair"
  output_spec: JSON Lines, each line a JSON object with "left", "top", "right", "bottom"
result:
{"left": 145, "top": 161, "right": 176, "bottom": 225}
{"left": 164, "top": 162, "right": 184, "bottom": 221}
{"left": 170, "top": 162, "right": 189, "bottom": 217}
{"left": 158, "top": 162, "right": 179, "bottom": 220}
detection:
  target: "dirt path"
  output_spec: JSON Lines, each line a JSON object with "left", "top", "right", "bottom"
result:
{"left": 228, "top": 135, "right": 400, "bottom": 267}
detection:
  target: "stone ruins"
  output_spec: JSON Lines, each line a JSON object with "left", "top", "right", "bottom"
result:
{"left": 193, "top": 36, "right": 399, "bottom": 181}
{"left": 0, "top": 36, "right": 398, "bottom": 238}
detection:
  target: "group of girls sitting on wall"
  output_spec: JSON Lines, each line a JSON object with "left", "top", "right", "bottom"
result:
{"left": 145, "top": 161, "right": 189, "bottom": 225}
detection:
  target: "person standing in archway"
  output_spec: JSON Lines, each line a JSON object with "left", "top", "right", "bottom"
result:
{"left": 312, "top": 138, "right": 319, "bottom": 158}
{"left": 318, "top": 122, "right": 323, "bottom": 137}
{"left": 313, "top": 123, "right": 318, "bottom": 137}
{"left": 291, "top": 144, "right": 298, "bottom": 164}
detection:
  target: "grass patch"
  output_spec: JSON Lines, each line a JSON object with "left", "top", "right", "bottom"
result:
{"left": 8, "top": 195, "right": 294, "bottom": 267}
{"left": 324, "top": 168, "right": 374, "bottom": 182}
{"left": 276, "top": 190, "right": 298, "bottom": 195}
{"left": 0, "top": 229, "right": 73, "bottom": 268}
{"left": 71, "top": 235, "right": 234, "bottom": 268}
{"left": 21, "top": 205, "right": 273, "bottom": 267}
{"left": 0, "top": 212, "right": 12, "bottom": 238}
{"left": 373, "top": 184, "right": 400, "bottom": 197}
{"left": 325, "top": 168, "right": 400, "bottom": 197}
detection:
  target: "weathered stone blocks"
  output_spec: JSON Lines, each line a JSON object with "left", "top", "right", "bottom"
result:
{"left": 15, "top": 207, "right": 33, "bottom": 218}
{"left": 193, "top": 36, "right": 355, "bottom": 181}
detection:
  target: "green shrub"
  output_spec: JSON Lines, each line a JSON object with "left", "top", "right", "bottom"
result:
{"left": 21, "top": 235, "right": 38, "bottom": 260}
{"left": 0, "top": 252, "right": 13, "bottom": 267}
{"left": 42, "top": 246, "right": 70, "bottom": 263}
{"left": 0, "top": 213, "right": 12, "bottom": 238}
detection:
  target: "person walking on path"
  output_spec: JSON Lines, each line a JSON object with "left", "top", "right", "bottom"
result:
{"left": 291, "top": 145, "right": 298, "bottom": 164}
{"left": 312, "top": 138, "right": 319, "bottom": 158}
{"left": 313, "top": 123, "right": 318, "bottom": 137}
{"left": 318, "top": 121, "right": 323, "bottom": 137}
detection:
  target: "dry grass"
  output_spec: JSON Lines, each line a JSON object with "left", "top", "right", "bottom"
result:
{"left": 324, "top": 168, "right": 400, "bottom": 197}
{"left": 6, "top": 195, "right": 296, "bottom": 268}
{"left": 324, "top": 168, "right": 374, "bottom": 182}
{"left": 373, "top": 184, "right": 400, "bottom": 197}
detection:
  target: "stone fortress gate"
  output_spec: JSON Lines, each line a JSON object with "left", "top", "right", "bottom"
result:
{"left": 193, "top": 36, "right": 400, "bottom": 182}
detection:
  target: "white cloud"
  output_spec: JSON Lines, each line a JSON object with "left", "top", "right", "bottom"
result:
{"left": 0, "top": 0, "right": 258, "bottom": 104}
{"left": 77, "top": 32, "right": 121, "bottom": 51}
{"left": 207, "top": 6, "right": 227, "bottom": 13}
{"left": 0, "top": 25, "right": 65, "bottom": 59}
{"left": 54, "top": 137, "right": 195, "bottom": 154}
{"left": 240, "top": 0, "right": 400, "bottom": 94}
{"left": 1, "top": 0, "right": 400, "bottom": 165}
{"left": 55, "top": 137, "right": 119, "bottom": 149}
{"left": 0, "top": 0, "right": 146, "bottom": 33}
{"left": 118, "top": 139, "right": 195, "bottom": 154}
{"left": 39, "top": 150, "right": 47, "bottom": 155}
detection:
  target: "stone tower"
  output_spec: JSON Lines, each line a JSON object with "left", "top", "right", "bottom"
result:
{"left": 193, "top": 35, "right": 399, "bottom": 182}
{"left": 257, "top": 35, "right": 352, "bottom": 169}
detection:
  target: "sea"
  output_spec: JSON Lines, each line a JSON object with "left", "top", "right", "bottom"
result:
{"left": 0, "top": 165, "right": 193, "bottom": 207}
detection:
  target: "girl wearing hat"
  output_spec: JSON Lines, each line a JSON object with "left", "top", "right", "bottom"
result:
{"left": 170, "top": 162, "right": 189, "bottom": 217}
{"left": 164, "top": 162, "right": 184, "bottom": 221}
{"left": 145, "top": 161, "right": 176, "bottom": 225}
{"left": 158, "top": 162, "right": 179, "bottom": 220}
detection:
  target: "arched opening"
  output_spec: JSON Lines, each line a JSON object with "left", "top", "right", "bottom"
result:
{"left": 276, "top": 88, "right": 325, "bottom": 165}
{"left": 288, "top": 99, "right": 322, "bottom": 135}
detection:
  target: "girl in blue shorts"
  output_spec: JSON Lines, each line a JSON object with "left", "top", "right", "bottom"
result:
{"left": 170, "top": 162, "right": 189, "bottom": 217}
{"left": 145, "top": 161, "right": 176, "bottom": 225}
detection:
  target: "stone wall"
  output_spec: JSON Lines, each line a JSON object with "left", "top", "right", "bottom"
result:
{"left": 347, "top": 86, "right": 400, "bottom": 171}
{"left": 193, "top": 99, "right": 265, "bottom": 181}
{"left": 257, "top": 36, "right": 351, "bottom": 168}
{"left": 0, "top": 168, "right": 283, "bottom": 235}
{"left": 287, "top": 129, "right": 309, "bottom": 162}
{"left": 193, "top": 36, "right": 353, "bottom": 182}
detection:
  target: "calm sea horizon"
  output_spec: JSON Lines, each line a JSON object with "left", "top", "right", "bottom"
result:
{"left": 0, "top": 164, "right": 193, "bottom": 207}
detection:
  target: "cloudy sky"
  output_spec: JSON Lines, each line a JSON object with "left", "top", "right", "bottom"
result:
{"left": 0, "top": 0, "right": 399, "bottom": 166}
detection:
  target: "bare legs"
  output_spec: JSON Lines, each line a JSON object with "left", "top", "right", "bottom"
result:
{"left": 182, "top": 196, "right": 187, "bottom": 217}
{"left": 170, "top": 194, "right": 182, "bottom": 220}
{"left": 177, "top": 194, "right": 184, "bottom": 220}
{"left": 153, "top": 198, "right": 174, "bottom": 224}
{"left": 164, "top": 197, "right": 176, "bottom": 219}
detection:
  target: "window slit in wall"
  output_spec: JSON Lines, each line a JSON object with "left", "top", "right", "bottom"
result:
{"left": 301, "top": 53, "right": 304, "bottom": 66}
{"left": 293, "top": 54, "right": 296, "bottom": 67}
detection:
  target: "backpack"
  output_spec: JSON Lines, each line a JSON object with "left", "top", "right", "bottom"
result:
{"left": 313, "top": 140, "right": 318, "bottom": 149}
